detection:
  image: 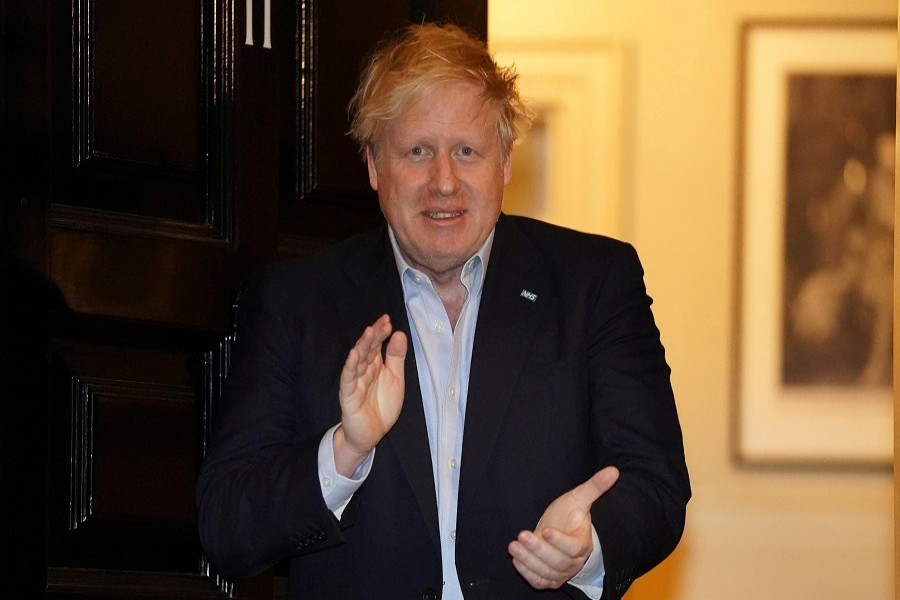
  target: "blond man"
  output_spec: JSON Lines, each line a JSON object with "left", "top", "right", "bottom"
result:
{"left": 198, "top": 23, "right": 689, "bottom": 600}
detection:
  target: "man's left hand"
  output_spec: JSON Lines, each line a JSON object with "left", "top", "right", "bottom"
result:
{"left": 508, "top": 466, "right": 619, "bottom": 590}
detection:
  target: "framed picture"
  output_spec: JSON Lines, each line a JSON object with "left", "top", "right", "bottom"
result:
{"left": 490, "top": 39, "right": 626, "bottom": 237}
{"left": 735, "top": 21, "right": 895, "bottom": 467}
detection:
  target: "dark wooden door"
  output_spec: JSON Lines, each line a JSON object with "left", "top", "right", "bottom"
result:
{"left": 0, "top": 1, "right": 486, "bottom": 598}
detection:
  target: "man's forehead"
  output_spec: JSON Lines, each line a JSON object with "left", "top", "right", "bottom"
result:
{"left": 388, "top": 88, "right": 495, "bottom": 133}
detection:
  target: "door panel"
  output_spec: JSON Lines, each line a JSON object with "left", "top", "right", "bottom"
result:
{"left": 44, "top": 316, "right": 230, "bottom": 595}
{"left": 60, "top": 0, "right": 231, "bottom": 235}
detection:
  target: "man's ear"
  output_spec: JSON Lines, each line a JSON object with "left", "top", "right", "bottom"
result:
{"left": 365, "top": 145, "right": 378, "bottom": 191}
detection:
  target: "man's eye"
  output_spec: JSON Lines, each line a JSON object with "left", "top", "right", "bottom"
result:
{"left": 459, "top": 146, "right": 474, "bottom": 157}
{"left": 410, "top": 146, "right": 424, "bottom": 157}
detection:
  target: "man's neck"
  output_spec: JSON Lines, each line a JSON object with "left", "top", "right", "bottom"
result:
{"left": 432, "top": 276, "right": 468, "bottom": 329}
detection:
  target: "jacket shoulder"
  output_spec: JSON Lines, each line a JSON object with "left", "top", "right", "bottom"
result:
{"left": 238, "top": 227, "right": 387, "bottom": 310}
{"left": 501, "top": 214, "right": 638, "bottom": 268}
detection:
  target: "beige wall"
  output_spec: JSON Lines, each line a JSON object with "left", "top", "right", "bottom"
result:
{"left": 489, "top": 1, "right": 895, "bottom": 599}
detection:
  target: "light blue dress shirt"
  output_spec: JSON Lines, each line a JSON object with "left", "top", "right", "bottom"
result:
{"left": 316, "top": 227, "right": 604, "bottom": 599}
{"left": 392, "top": 228, "right": 488, "bottom": 599}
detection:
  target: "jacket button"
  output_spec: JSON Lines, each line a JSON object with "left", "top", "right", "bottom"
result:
{"left": 422, "top": 588, "right": 439, "bottom": 600}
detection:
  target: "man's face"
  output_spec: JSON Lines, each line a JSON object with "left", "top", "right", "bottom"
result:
{"left": 367, "top": 81, "right": 512, "bottom": 281}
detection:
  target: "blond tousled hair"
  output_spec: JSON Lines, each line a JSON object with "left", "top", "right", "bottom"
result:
{"left": 348, "top": 23, "right": 534, "bottom": 158}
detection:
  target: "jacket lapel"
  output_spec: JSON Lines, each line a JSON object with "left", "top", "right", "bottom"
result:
{"left": 339, "top": 218, "right": 549, "bottom": 550}
{"left": 459, "top": 216, "right": 548, "bottom": 508}
{"left": 341, "top": 228, "right": 441, "bottom": 554}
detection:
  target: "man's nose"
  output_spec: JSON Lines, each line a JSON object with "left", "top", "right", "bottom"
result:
{"left": 429, "top": 153, "right": 460, "bottom": 196}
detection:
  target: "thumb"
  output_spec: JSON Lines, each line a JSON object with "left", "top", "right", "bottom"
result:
{"left": 570, "top": 466, "right": 619, "bottom": 507}
{"left": 384, "top": 330, "right": 408, "bottom": 371}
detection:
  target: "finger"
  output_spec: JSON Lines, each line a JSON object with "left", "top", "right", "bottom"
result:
{"left": 539, "top": 525, "right": 591, "bottom": 560}
{"left": 356, "top": 322, "right": 380, "bottom": 358}
{"left": 340, "top": 346, "right": 361, "bottom": 386}
{"left": 508, "top": 536, "right": 568, "bottom": 589}
{"left": 354, "top": 316, "right": 391, "bottom": 367}
{"left": 371, "top": 313, "right": 393, "bottom": 341}
{"left": 569, "top": 466, "right": 619, "bottom": 507}
{"left": 509, "top": 540, "right": 551, "bottom": 588}
{"left": 341, "top": 321, "right": 381, "bottom": 386}
{"left": 511, "top": 531, "right": 573, "bottom": 579}
{"left": 368, "top": 315, "right": 395, "bottom": 353}
{"left": 511, "top": 556, "right": 558, "bottom": 590}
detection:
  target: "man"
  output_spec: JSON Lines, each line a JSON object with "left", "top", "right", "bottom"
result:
{"left": 197, "top": 23, "right": 690, "bottom": 600}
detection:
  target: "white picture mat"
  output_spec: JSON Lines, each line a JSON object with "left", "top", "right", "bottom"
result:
{"left": 490, "top": 40, "right": 626, "bottom": 237}
{"left": 738, "top": 24, "right": 895, "bottom": 465}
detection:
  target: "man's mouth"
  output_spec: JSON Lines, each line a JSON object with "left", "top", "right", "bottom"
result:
{"left": 425, "top": 210, "right": 464, "bottom": 220}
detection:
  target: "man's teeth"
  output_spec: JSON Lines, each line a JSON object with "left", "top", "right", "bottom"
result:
{"left": 426, "top": 211, "right": 463, "bottom": 219}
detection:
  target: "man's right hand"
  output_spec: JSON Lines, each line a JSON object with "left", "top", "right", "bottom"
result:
{"left": 334, "top": 314, "right": 407, "bottom": 477}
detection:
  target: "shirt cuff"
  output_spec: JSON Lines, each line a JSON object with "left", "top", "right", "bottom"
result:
{"left": 567, "top": 524, "right": 605, "bottom": 599}
{"left": 317, "top": 424, "right": 374, "bottom": 519}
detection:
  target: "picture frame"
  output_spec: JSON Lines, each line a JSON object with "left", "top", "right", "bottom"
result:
{"left": 734, "top": 21, "right": 895, "bottom": 467}
{"left": 489, "top": 39, "right": 626, "bottom": 238}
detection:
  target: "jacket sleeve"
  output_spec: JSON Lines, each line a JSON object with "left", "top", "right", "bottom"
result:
{"left": 585, "top": 243, "right": 691, "bottom": 600}
{"left": 195, "top": 269, "right": 346, "bottom": 579}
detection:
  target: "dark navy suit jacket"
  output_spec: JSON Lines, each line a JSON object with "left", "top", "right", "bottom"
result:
{"left": 196, "top": 215, "right": 690, "bottom": 599}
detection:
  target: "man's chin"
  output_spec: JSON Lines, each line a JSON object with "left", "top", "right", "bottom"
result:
{"left": 406, "top": 249, "right": 473, "bottom": 279}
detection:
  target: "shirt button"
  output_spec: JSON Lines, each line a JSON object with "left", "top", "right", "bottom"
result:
{"left": 322, "top": 477, "right": 332, "bottom": 488}
{"left": 414, "top": 275, "right": 423, "bottom": 284}
{"left": 448, "top": 386, "right": 456, "bottom": 398}
{"left": 450, "top": 530, "right": 457, "bottom": 541}
{"left": 449, "top": 458, "right": 457, "bottom": 470}
{"left": 435, "top": 323, "right": 443, "bottom": 333}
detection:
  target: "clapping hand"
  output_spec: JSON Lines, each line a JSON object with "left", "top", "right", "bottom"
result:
{"left": 509, "top": 467, "right": 619, "bottom": 590}
{"left": 333, "top": 314, "right": 408, "bottom": 477}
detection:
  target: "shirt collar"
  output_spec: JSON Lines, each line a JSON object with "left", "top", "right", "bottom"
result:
{"left": 387, "top": 226, "right": 495, "bottom": 289}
